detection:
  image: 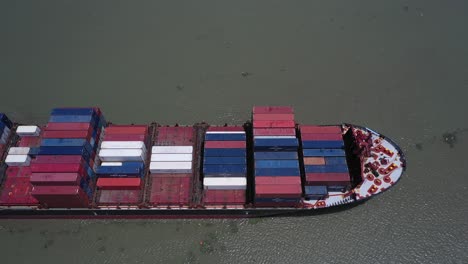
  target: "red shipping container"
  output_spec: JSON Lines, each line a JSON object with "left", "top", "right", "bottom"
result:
{"left": 32, "top": 155, "right": 83, "bottom": 164}
{"left": 253, "top": 114, "right": 295, "bottom": 121}
{"left": 18, "top": 134, "right": 42, "bottom": 147}
{"left": 303, "top": 157, "right": 326, "bottom": 165}
{"left": 204, "top": 141, "right": 246, "bottom": 149}
{"left": 42, "top": 129, "right": 93, "bottom": 140}
{"left": 253, "top": 120, "right": 295, "bottom": 128}
{"left": 98, "top": 190, "right": 141, "bottom": 205}
{"left": 97, "top": 178, "right": 142, "bottom": 190}
{"left": 253, "top": 106, "right": 294, "bottom": 114}
{"left": 207, "top": 126, "right": 244, "bottom": 132}
{"left": 255, "top": 184, "right": 302, "bottom": 198}
{"left": 0, "top": 176, "right": 38, "bottom": 206}
{"left": 301, "top": 133, "right": 343, "bottom": 140}
{"left": 253, "top": 128, "right": 296, "bottom": 136}
{"left": 300, "top": 125, "right": 342, "bottom": 134}
{"left": 156, "top": 126, "right": 194, "bottom": 146}
{"left": 105, "top": 126, "right": 148, "bottom": 135}
{"left": 255, "top": 176, "right": 301, "bottom": 185}
{"left": 31, "top": 185, "right": 89, "bottom": 208}
{"left": 46, "top": 122, "right": 91, "bottom": 131}
{"left": 30, "top": 173, "right": 82, "bottom": 186}
{"left": 103, "top": 134, "right": 147, "bottom": 141}
{"left": 305, "top": 173, "right": 350, "bottom": 186}
{"left": 30, "top": 163, "right": 83, "bottom": 173}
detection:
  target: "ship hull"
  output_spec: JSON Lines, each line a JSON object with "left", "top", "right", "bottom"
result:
{"left": 0, "top": 200, "right": 364, "bottom": 219}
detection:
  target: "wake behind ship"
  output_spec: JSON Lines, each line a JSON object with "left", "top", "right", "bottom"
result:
{"left": 0, "top": 106, "right": 406, "bottom": 218}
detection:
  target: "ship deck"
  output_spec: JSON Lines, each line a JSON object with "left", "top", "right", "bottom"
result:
{"left": 0, "top": 110, "right": 406, "bottom": 218}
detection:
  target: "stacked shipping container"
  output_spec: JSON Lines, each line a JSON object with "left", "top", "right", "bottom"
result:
{"left": 0, "top": 113, "right": 13, "bottom": 163}
{"left": 96, "top": 125, "right": 149, "bottom": 206}
{"left": 202, "top": 126, "right": 247, "bottom": 206}
{"left": 252, "top": 106, "right": 302, "bottom": 207}
{"left": 300, "top": 125, "right": 350, "bottom": 199}
{"left": 29, "top": 108, "right": 106, "bottom": 208}
{"left": 0, "top": 114, "right": 40, "bottom": 206}
{"left": 148, "top": 126, "right": 194, "bottom": 206}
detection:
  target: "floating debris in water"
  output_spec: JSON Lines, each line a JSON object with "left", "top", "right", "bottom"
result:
{"left": 442, "top": 132, "right": 457, "bottom": 148}
{"left": 241, "top": 72, "right": 252, "bottom": 78}
{"left": 415, "top": 143, "right": 423, "bottom": 151}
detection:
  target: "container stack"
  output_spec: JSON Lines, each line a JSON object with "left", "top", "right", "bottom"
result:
{"left": 149, "top": 126, "right": 194, "bottom": 207}
{"left": 300, "top": 125, "right": 350, "bottom": 200}
{"left": 252, "top": 106, "right": 302, "bottom": 207}
{"left": 0, "top": 114, "right": 40, "bottom": 206}
{"left": 96, "top": 125, "right": 149, "bottom": 206}
{"left": 0, "top": 113, "right": 13, "bottom": 160}
{"left": 29, "top": 107, "right": 106, "bottom": 208}
{"left": 202, "top": 126, "right": 247, "bottom": 206}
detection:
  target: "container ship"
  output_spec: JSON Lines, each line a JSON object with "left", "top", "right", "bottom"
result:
{"left": 0, "top": 106, "right": 406, "bottom": 218}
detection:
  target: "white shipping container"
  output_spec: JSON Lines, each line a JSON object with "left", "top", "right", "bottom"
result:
{"left": 16, "top": 125, "right": 41, "bottom": 136}
{"left": 206, "top": 131, "right": 245, "bottom": 134}
{"left": 100, "top": 162, "right": 123, "bottom": 166}
{"left": 100, "top": 141, "right": 146, "bottom": 149}
{"left": 98, "top": 149, "right": 146, "bottom": 162}
{"left": 5, "top": 154, "right": 31, "bottom": 166}
{"left": 150, "top": 153, "right": 192, "bottom": 162}
{"left": 203, "top": 177, "right": 247, "bottom": 190}
{"left": 8, "top": 147, "right": 30, "bottom": 155}
{"left": 149, "top": 161, "right": 192, "bottom": 173}
{"left": 151, "top": 146, "right": 193, "bottom": 154}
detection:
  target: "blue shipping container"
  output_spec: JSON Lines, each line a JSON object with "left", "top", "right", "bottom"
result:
{"left": 302, "top": 140, "right": 344, "bottom": 149}
{"left": 305, "top": 165, "right": 349, "bottom": 173}
{"left": 255, "top": 168, "right": 300, "bottom": 176}
{"left": 51, "top": 108, "right": 96, "bottom": 116}
{"left": 0, "top": 113, "right": 12, "bottom": 129}
{"left": 49, "top": 114, "right": 95, "bottom": 123}
{"left": 204, "top": 157, "right": 246, "bottom": 165}
{"left": 304, "top": 186, "right": 328, "bottom": 196}
{"left": 303, "top": 149, "right": 346, "bottom": 157}
{"left": 38, "top": 146, "right": 91, "bottom": 163}
{"left": 204, "top": 148, "right": 246, "bottom": 157}
{"left": 28, "top": 147, "right": 40, "bottom": 156}
{"left": 203, "top": 165, "right": 246, "bottom": 176}
{"left": 83, "top": 161, "right": 95, "bottom": 179}
{"left": 254, "top": 138, "right": 299, "bottom": 151}
{"left": 205, "top": 133, "right": 246, "bottom": 141}
{"left": 97, "top": 115, "right": 107, "bottom": 128}
{"left": 79, "top": 179, "right": 93, "bottom": 199}
{"left": 254, "top": 151, "right": 298, "bottom": 160}
{"left": 325, "top": 157, "right": 347, "bottom": 165}
{"left": 41, "top": 138, "right": 88, "bottom": 147}
{"left": 101, "top": 161, "right": 145, "bottom": 170}
{"left": 255, "top": 160, "right": 299, "bottom": 168}
{"left": 96, "top": 164, "right": 142, "bottom": 177}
